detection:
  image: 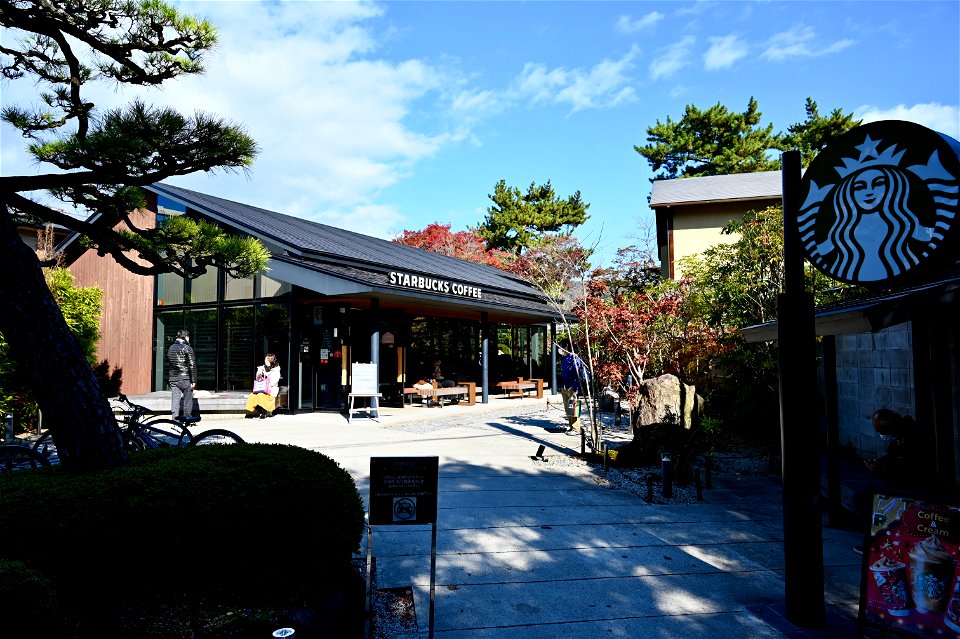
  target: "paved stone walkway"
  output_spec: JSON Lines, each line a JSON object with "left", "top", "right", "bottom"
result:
{"left": 187, "top": 397, "right": 864, "bottom": 639}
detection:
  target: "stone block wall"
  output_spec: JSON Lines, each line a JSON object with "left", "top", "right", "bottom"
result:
{"left": 834, "top": 322, "right": 915, "bottom": 460}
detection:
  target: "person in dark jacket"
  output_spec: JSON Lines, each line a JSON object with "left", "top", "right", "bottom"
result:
{"left": 558, "top": 339, "right": 589, "bottom": 433}
{"left": 429, "top": 358, "right": 456, "bottom": 388}
{"left": 852, "top": 408, "right": 934, "bottom": 554}
{"left": 167, "top": 329, "right": 197, "bottom": 418}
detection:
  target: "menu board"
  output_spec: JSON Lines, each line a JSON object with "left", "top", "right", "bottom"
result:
{"left": 859, "top": 492, "right": 960, "bottom": 638}
{"left": 351, "top": 362, "right": 378, "bottom": 395}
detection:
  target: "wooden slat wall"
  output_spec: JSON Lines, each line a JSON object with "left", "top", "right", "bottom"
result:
{"left": 70, "top": 207, "right": 156, "bottom": 394}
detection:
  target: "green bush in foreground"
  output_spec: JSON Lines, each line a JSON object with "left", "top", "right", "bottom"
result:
{"left": 0, "top": 559, "right": 64, "bottom": 635}
{"left": 0, "top": 444, "right": 365, "bottom": 629}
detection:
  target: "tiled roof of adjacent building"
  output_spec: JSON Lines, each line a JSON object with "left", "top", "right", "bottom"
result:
{"left": 649, "top": 170, "right": 783, "bottom": 207}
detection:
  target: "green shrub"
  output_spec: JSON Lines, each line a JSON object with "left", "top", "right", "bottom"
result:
{"left": 0, "top": 559, "right": 65, "bottom": 636}
{"left": 0, "top": 267, "right": 106, "bottom": 434}
{"left": 0, "top": 444, "right": 365, "bottom": 620}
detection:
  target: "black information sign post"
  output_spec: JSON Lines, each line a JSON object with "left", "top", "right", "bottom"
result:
{"left": 780, "top": 150, "right": 826, "bottom": 627}
{"left": 367, "top": 457, "right": 440, "bottom": 639}
{"left": 786, "top": 120, "right": 960, "bottom": 630}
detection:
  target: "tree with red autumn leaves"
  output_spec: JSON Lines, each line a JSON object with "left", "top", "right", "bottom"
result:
{"left": 580, "top": 275, "right": 723, "bottom": 398}
{"left": 394, "top": 222, "right": 512, "bottom": 270}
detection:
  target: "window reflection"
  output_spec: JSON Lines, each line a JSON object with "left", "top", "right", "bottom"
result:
{"left": 189, "top": 267, "right": 218, "bottom": 304}
{"left": 225, "top": 273, "right": 254, "bottom": 301}
{"left": 157, "top": 272, "right": 184, "bottom": 306}
{"left": 261, "top": 274, "right": 291, "bottom": 298}
{"left": 221, "top": 306, "right": 255, "bottom": 390}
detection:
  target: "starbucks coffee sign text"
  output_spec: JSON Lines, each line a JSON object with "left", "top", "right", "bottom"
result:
{"left": 388, "top": 271, "right": 482, "bottom": 299}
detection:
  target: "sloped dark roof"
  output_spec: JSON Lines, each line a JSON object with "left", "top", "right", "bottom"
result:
{"left": 147, "top": 183, "right": 562, "bottom": 321}
{"left": 150, "top": 182, "right": 539, "bottom": 298}
{"left": 649, "top": 171, "right": 784, "bottom": 207}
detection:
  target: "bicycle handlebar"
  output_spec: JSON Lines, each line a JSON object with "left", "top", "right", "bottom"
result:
{"left": 111, "top": 394, "right": 152, "bottom": 418}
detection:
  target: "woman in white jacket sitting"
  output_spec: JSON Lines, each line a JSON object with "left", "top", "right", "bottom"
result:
{"left": 244, "top": 354, "right": 282, "bottom": 418}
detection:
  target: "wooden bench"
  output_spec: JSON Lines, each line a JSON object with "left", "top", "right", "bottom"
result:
{"left": 275, "top": 385, "right": 289, "bottom": 413}
{"left": 496, "top": 378, "right": 544, "bottom": 399}
{"left": 402, "top": 387, "right": 423, "bottom": 406}
{"left": 456, "top": 381, "right": 476, "bottom": 405}
{"left": 403, "top": 382, "right": 476, "bottom": 407}
{"left": 402, "top": 385, "right": 437, "bottom": 406}
{"left": 429, "top": 386, "right": 468, "bottom": 407}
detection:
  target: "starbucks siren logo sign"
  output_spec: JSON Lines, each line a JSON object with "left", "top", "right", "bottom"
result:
{"left": 799, "top": 120, "right": 960, "bottom": 286}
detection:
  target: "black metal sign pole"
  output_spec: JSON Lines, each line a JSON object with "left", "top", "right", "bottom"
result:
{"left": 369, "top": 457, "right": 440, "bottom": 639}
{"left": 365, "top": 517, "right": 374, "bottom": 639}
{"left": 429, "top": 522, "right": 437, "bottom": 639}
{"left": 778, "top": 150, "right": 825, "bottom": 626}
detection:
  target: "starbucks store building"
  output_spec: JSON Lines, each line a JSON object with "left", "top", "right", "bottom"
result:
{"left": 143, "top": 183, "right": 561, "bottom": 411}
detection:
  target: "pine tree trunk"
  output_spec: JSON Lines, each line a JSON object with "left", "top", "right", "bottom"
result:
{"left": 0, "top": 203, "right": 127, "bottom": 471}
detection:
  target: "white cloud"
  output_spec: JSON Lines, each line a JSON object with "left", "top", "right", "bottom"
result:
{"left": 513, "top": 45, "right": 640, "bottom": 113}
{"left": 451, "top": 88, "right": 503, "bottom": 116}
{"left": 615, "top": 12, "right": 664, "bottom": 34}
{"left": 650, "top": 36, "right": 696, "bottom": 80}
{"left": 763, "top": 25, "right": 856, "bottom": 61}
{"left": 857, "top": 103, "right": 960, "bottom": 140}
{"left": 676, "top": 1, "right": 713, "bottom": 17}
{"left": 704, "top": 35, "right": 748, "bottom": 70}
{"left": 3, "top": 1, "right": 453, "bottom": 224}
{"left": 513, "top": 63, "right": 569, "bottom": 104}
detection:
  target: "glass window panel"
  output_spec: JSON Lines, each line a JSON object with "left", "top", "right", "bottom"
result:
{"left": 531, "top": 325, "right": 547, "bottom": 379}
{"left": 494, "top": 325, "right": 521, "bottom": 379}
{"left": 184, "top": 308, "right": 218, "bottom": 390}
{"left": 220, "top": 306, "right": 256, "bottom": 391}
{"left": 154, "top": 197, "right": 187, "bottom": 306}
{"left": 257, "top": 304, "right": 291, "bottom": 382}
{"left": 157, "top": 195, "right": 186, "bottom": 221}
{"left": 225, "top": 273, "right": 254, "bottom": 301}
{"left": 515, "top": 326, "right": 531, "bottom": 378}
{"left": 260, "top": 274, "right": 291, "bottom": 298}
{"left": 188, "top": 266, "right": 218, "bottom": 304}
{"left": 157, "top": 272, "right": 184, "bottom": 306}
{"left": 154, "top": 310, "right": 184, "bottom": 390}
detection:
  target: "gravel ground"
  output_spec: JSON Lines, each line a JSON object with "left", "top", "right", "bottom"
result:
{"left": 372, "top": 577, "right": 418, "bottom": 638}
{"left": 371, "top": 404, "right": 779, "bottom": 636}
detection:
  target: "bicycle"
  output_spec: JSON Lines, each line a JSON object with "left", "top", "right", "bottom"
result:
{"left": 0, "top": 442, "right": 51, "bottom": 473}
{"left": 33, "top": 394, "right": 195, "bottom": 464}
{"left": 189, "top": 428, "right": 246, "bottom": 446}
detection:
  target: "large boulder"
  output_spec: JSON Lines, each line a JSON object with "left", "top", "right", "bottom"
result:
{"left": 631, "top": 374, "right": 701, "bottom": 436}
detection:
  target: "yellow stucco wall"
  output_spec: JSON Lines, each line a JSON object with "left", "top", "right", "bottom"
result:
{"left": 671, "top": 208, "right": 744, "bottom": 276}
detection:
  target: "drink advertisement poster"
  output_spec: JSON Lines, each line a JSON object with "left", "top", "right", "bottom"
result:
{"left": 859, "top": 492, "right": 960, "bottom": 638}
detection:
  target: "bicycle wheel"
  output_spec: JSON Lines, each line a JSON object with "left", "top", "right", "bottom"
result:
{"left": 0, "top": 445, "right": 51, "bottom": 473}
{"left": 189, "top": 429, "right": 245, "bottom": 446}
{"left": 32, "top": 430, "right": 61, "bottom": 465}
{"left": 137, "top": 418, "right": 193, "bottom": 448}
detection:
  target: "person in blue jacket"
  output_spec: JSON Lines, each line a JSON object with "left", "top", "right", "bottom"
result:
{"left": 558, "top": 339, "right": 589, "bottom": 433}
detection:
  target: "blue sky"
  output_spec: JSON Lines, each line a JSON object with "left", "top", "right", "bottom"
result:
{"left": 2, "top": 1, "right": 958, "bottom": 267}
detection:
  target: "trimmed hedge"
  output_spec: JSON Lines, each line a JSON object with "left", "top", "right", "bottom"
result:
{"left": 0, "top": 559, "right": 64, "bottom": 635}
{"left": 0, "top": 444, "right": 365, "bottom": 622}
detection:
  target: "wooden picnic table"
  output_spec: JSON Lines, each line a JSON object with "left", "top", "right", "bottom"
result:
{"left": 496, "top": 378, "right": 544, "bottom": 399}
{"left": 402, "top": 381, "right": 476, "bottom": 407}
